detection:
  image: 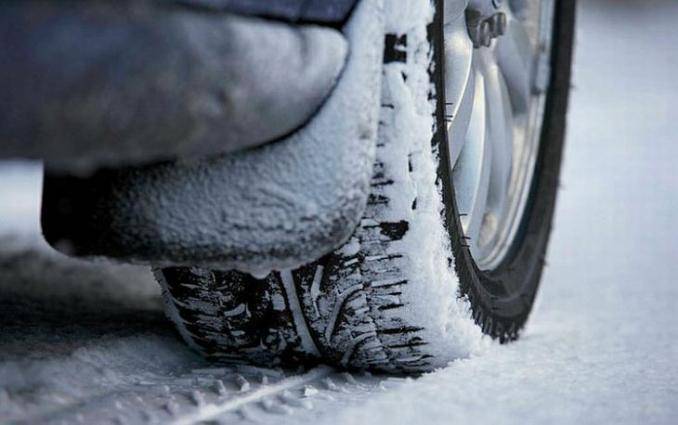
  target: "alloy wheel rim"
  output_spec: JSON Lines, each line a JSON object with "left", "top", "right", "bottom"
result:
{"left": 443, "top": 0, "right": 555, "bottom": 270}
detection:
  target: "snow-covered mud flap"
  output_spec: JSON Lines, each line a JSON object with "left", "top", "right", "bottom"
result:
{"left": 160, "top": 0, "right": 575, "bottom": 372}
{"left": 40, "top": 0, "right": 383, "bottom": 274}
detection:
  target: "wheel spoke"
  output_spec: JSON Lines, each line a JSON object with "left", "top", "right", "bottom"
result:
{"left": 443, "top": 0, "right": 468, "bottom": 25}
{"left": 482, "top": 51, "right": 514, "bottom": 245}
{"left": 452, "top": 65, "right": 492, "bottom": 246}
{"left": 444, "top": 15, "right": 475, "bottom": 168}
{"left": 495, "top": 11, "right": 534, "bottom": 112}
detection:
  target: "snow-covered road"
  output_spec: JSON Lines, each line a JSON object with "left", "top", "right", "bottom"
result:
{"left": 1, "top": 0, "right": 677, "bottom": 423}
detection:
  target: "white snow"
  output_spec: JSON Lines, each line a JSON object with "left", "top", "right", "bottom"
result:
{"left": 1, "top": 0, "right": 677, "bottom": 423}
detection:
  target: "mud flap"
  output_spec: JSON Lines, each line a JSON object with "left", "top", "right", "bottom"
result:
{"left": 41, "top": 0, "right": 385, "bottom": 274}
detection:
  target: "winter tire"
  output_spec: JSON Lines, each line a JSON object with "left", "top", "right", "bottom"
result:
{"left": 158, "top": 0, "right": 575, "bottom": 372}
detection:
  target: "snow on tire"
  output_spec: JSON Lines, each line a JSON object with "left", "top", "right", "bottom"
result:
{"left": 157, "top": 0, "right": 574, "bottom": 373}
{"left": 159, "top": 0, "right": 484, "bottom": 372}
{"left": 286, "top": 0, "right": 487, "bottom": 372}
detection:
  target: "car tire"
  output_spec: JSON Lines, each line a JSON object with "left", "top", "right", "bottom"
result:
{"left": 158, "top": 0, "right": 575, "bottom": 372}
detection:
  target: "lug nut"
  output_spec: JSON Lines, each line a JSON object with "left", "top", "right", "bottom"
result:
{"left": 479, "top": 20, "right": 493, "bottom": 47}
{"left": 492, "top": 12, "right": 507, "bottom": 36}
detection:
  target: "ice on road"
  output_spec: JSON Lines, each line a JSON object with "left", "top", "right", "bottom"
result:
{"left": 1, "top": 0, "right": 677, "bottom": 424}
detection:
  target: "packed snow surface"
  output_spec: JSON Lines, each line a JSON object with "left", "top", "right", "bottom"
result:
{"left": 1, "top": 0, "right": 677, "bottom": 423}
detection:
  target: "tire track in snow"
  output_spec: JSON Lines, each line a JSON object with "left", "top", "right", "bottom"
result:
{"left": 169, "top": 366, "right": 333, "bottom": 425}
